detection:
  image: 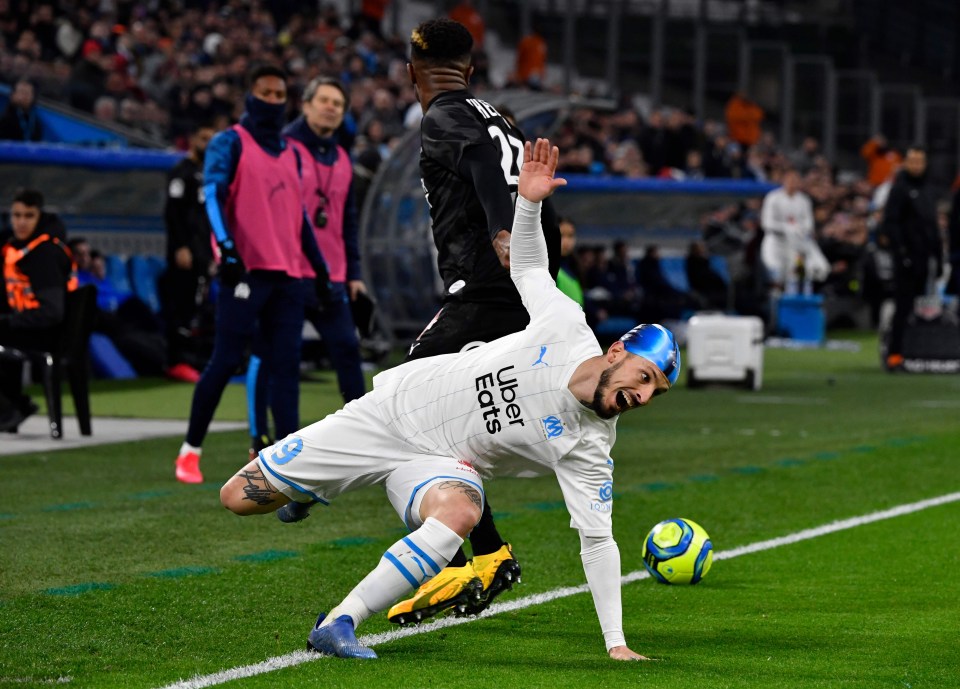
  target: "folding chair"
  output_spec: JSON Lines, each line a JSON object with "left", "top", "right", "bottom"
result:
{"left": 0, "top": 284, "right": 98, "bottom": 438}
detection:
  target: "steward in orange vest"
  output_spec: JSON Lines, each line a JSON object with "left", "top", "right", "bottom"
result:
{"left": 0, "top": 189, "right": 76, "bottom": 430}
{"left": 1, "top": 193, "right": 76, "bottom": 332}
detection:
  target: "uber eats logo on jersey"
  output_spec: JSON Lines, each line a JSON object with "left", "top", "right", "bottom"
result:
{"left": 475, "top": 366, "right": 525, "bottom": 434}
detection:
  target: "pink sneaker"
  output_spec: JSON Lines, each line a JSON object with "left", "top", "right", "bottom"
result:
{"left": 166, "top": 363, "right": 201, "bottom": 383}
{"left": 175, "top": 451, "right": 204, "bottom": 483}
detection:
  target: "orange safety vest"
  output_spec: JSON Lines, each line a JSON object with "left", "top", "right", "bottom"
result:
{"left": 3, "top": 233, "right": 77, "bottom": 312}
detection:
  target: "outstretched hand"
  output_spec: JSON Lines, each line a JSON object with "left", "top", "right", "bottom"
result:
{"left": 517, "top": 138, "right": 567, "bottom": 204}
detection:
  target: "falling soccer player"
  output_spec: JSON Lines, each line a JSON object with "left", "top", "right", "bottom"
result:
{"left": 219, "top": 138, "right": 680, "bottom": 661}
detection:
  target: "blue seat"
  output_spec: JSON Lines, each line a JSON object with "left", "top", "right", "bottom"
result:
{"left": 128, "top": 255, "right": 166, "bottom": 313}
{"left": 708, "top": 255, "right": 730, "bottom": 284}
{"left": 105, "top": 254, "right": 132, "bottom": 294}
{"left": 659, "top": 256, "right": 690, "bottom": 293}
{"left": 88, "top": 333, "right": 137, "bottom": 379}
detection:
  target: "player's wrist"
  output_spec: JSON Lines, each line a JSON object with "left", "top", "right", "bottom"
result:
{"left": 516, "top": 195, "right": 541, "bottom": 213}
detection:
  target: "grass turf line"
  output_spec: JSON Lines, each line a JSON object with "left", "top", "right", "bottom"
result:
{"left": 154, "top": 489, "right": 960, "bottom": 689}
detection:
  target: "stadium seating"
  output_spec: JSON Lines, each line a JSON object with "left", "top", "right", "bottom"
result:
{"left": 105, "top": 254, "right": 132, "bottom": 296}
{"left": 659, "top": 256, "right": 691, "bottom": 293}
{"left": 88, "top": 333, "right": 138, "bottom": 380}
{"left": 128, "top": 255, "right": 166, "bottom": 313}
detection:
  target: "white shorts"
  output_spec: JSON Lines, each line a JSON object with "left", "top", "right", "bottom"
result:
{"left": 256, "top": 394, "right": 485, "bottom": 529}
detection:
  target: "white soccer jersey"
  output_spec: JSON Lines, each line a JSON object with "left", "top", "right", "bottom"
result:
{"left": 259, "top": 195, "right": 629, "bottom": 651}
{"left": 371, "top": 265, "right": 617, "bottom": 537}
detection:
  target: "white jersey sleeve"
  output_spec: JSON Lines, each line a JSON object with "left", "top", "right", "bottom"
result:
{"left": 580, "top": 532, "right": 625, "bottom": 651}
{"left": 554, "top": 422, "right": 617, "bottom": 537}
{"left": 510, "top": 195, "right": 585, "bottom": 330}
{"left": 555, "top": 426, "right": 624, "bottom": 651}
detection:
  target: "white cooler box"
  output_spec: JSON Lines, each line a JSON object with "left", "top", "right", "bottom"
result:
{"left": 686, "top": 314, "right": 764, "bottom": 390}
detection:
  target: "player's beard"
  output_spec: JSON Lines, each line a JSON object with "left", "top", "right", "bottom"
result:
{"left": 591, "top": 359, "right": 626, "bottom": 420}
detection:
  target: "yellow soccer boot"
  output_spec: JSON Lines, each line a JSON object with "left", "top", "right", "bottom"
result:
{"left": 460, "top": 543, "right": 521, "bottom": 616}
{"left": 387, "top": 564, "right": 483, "bottom": 626}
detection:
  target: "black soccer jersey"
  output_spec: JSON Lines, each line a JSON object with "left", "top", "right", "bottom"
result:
{"left": 420, "top": 90, "right": 558, "bottom": 305}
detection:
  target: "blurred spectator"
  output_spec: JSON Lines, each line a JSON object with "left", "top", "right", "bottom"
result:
{"left": 682, "top": 149, "right": 705, "bottom": 180}
{"left": 725, "top": 91, "right": 764, "bottom": 149}
{"left": 608, "top": 240, "right": 639, "bottom": 304}
{"left": 92, "top": 95, "right": 116, "bottom": 122}
{"left": 608, "top": 140, "right": 646, "bottom": 178}
{"left": 0, "top": 188, "right": 75, "bottom": 430}
{"left": 351, "top": 0, "right": 389, "bottom": 39}
{"left": 947, "top": 183, "right": 960, "bottom": 296}
{"left": 880, "top": 146, "right": 943, "bottom": 370}
{"left": 701, "top": 130, "right": 735, "bottom": 178}
{"left": 663, "top": 108, "right": 700, "bottom": 171}
{"left": 638, "top": 109, "right": 667, "bottom": 176}
{"left": 65, "top": 39, "right": 108, "bottom": 112}
{"left": 0, "top": 77, "right": 42, "bottom": 141}
{"left": 637, "top": 244, "right": 693, "bottom": 320}
{"left": 357, "top": 87, "right": 404, "bottom": 141}
{"left": 448, "top": 0, "right": 485, "bottom": 49}
{"left": 760, "top": 169, "right": 829, "bottom": 294}
{"left": 861, "top": 134, "right": 902, "bottom": 188}
{"left": 556, "top": 216, "right": 583, "bottom": 305}
{"left": 162, "top": 122, "right": 216, "bottom": 383}
{"left": 352, "top": 144, "right": 382, "bottom": 212}
{"left": 789, "top": 136, "right": 820, "bottom": 175}
{"left": 513, "top": 25, "right": 547, "bottom": 88}
{"left": 71, "top": 240, "right": 167, "bottom": 377}
{"left": 686, "top": 240, "right": 728, "bottom": 310}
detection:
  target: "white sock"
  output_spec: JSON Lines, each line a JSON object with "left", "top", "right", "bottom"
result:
{"left": 179, "top": 442, "right": 201, "bottom": 457}
{"left": 323, "top": 517, "right": 463, "bottom": 630}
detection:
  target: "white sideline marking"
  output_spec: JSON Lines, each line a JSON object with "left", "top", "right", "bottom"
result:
{"left": 156, "top": 491, "right": 960, "bottom": 689}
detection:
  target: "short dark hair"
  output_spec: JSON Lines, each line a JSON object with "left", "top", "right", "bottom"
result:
{"left": 67, "top": 237, "right": 88, "bottom": 252}
{"left": 303, "top": 76, "right": 349, "bottom": 106}
{"left": 906, "top": 143, "right": 927, "bottom": 155}
{"left": 410, "top": 19, "right": 473, "bottom": 65}
{"left": 12, "top": 188, "right": 44, "bottom": 209}
{"left": 246, "top": 63, "right": 287, "bottom": 89}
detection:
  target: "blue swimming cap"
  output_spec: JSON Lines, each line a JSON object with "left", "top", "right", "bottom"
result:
{"left": 619, "top": 324, "right": 681, "bottom": 386}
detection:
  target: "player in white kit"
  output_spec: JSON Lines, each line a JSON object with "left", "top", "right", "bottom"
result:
{"left": 220, "top": 139, "right": 680, "bottom": 661}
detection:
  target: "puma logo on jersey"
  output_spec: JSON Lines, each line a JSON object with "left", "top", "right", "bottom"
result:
{"left": 532, "top": 346, "right": 549, "bottom": 367}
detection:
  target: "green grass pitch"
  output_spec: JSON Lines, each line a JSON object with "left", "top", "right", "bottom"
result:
{"left": 1, "top": 331, "right": 959, "bottom": 688}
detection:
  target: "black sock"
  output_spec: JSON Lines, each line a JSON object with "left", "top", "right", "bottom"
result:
{"left": 447, "top": 548, "right": 468, "bottom": 568}
{"left": 468, "top": 499, "right": 505, "bottom": 557}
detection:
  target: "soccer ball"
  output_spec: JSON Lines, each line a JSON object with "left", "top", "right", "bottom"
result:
{"left": 642, "top": 518, "right": 713, "bottom": 585}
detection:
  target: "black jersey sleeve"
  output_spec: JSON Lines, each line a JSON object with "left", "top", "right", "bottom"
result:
{"left": 458, "top": 143, "right": 515, "bottom": 241}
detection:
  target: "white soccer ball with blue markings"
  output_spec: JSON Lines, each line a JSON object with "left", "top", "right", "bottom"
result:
{"left": 642, "top": 518, "right": 713, "bottom": 585}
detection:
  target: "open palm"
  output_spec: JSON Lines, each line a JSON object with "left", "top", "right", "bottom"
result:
{"left": 518, "top": 138, "right": 567, "bottom": 203}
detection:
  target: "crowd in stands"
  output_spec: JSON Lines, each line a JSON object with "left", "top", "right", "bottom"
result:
{"left": 545, "top": 86, "right": 938, "bottom": 332}
{"left": 1, "top": 1, "right": 955, "bottom": 364}
{"left": 0, "top": 0, "right": 469, "bottom": 156}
